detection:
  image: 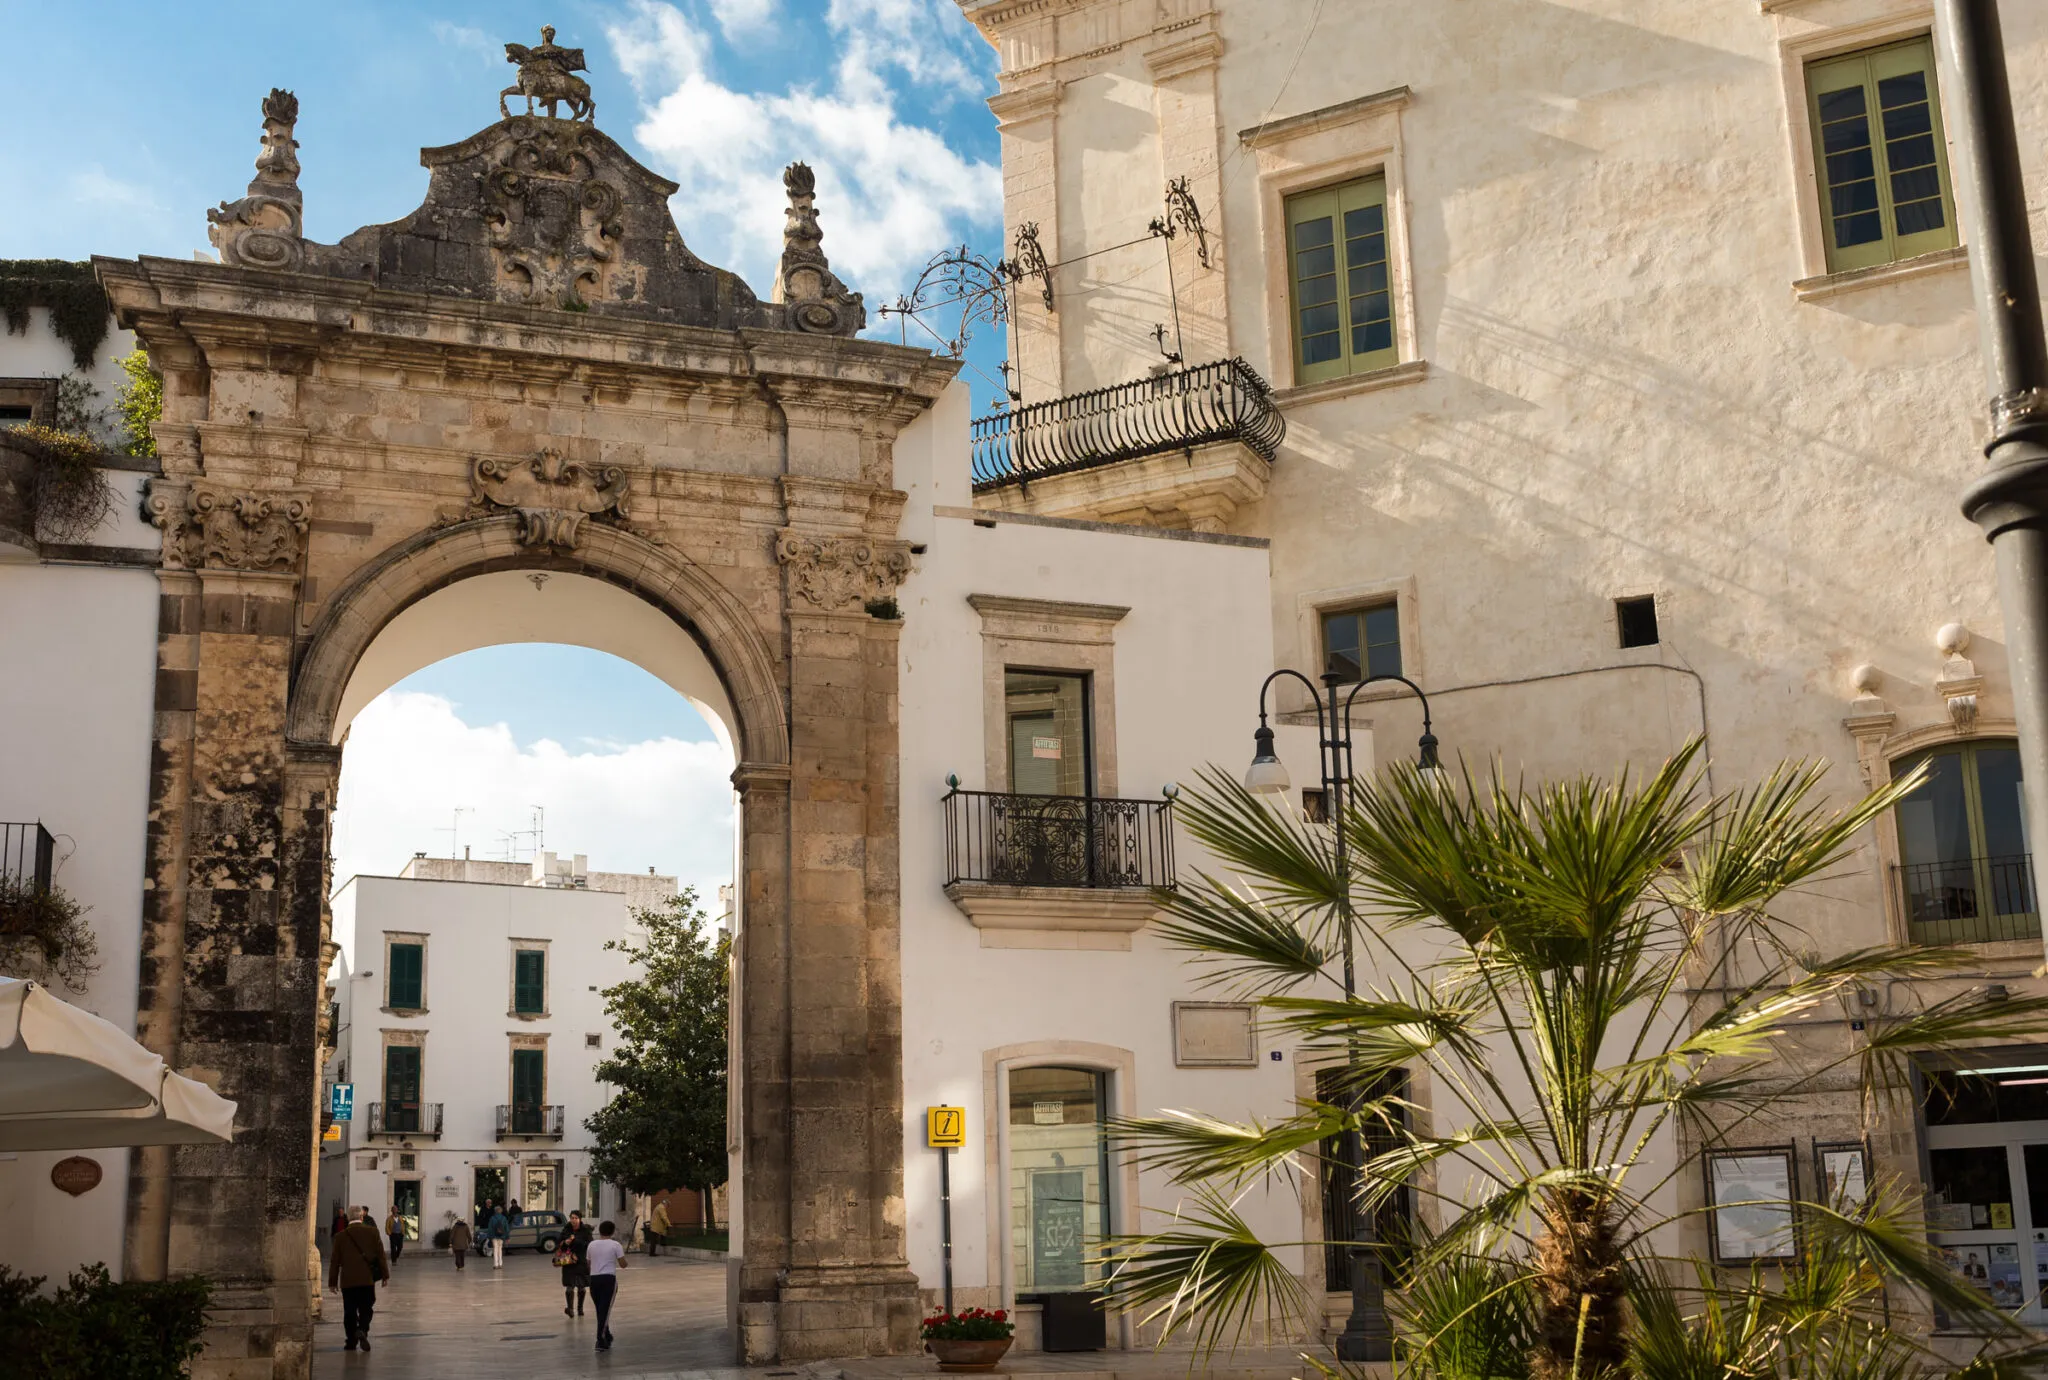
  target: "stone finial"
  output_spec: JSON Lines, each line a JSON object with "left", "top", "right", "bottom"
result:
{"left": 1934, "top": 623, "right": 1984, "bottom": 734}
{"left": 1843, "top": 661, "right": 1895, "bottom": 787}
{"left": 207, "top": 88, "right": 306, "bottom": 270}
{"left": 772, "top": 162, "right": 865, "bottom": 335}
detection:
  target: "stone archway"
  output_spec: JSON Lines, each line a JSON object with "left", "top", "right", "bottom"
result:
{"left": 97, "top": 60, "right": 956, "bottom": 1379}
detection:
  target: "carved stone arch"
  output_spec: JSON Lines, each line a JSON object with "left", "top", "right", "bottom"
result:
{"left": 286, "top": 515, "right": 789, "bottom": 766}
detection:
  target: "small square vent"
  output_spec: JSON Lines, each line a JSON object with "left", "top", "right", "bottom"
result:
{"left": 585, "top": 1032, "right": 602, "bottom": 1049}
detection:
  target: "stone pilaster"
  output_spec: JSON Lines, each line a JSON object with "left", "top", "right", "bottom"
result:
{"left": 989, "top": 82, "right": 1064, "bottom": 403}
{"left": 1146, "top": 28, "right": 1230, "bottom": 362}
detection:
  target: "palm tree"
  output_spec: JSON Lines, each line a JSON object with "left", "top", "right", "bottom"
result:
{"left": 1101, "top": 742, "right": 2048, "bottom": 1377}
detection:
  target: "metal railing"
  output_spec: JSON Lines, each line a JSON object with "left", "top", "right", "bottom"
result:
{"left": 970, "top": 357, "right": 1286, "bottom": 492}
{"left": 365, "top": 1102, "right": 443, "bottom": 1139}
{"left": 496, "top": 1104, "right": 565, "bottom": 1140}
{"left": 0, "top": 822, "right": 54, "bottom": 892}
{"left": 1895, "top": 853, "right": 2038, "bottom": 944}
{"left": 944, "top": 789, "right": 1175, "bottom": 890}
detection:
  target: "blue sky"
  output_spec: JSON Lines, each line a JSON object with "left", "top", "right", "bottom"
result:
{"left": 1, "top": 1, "right": 1018, "bottom": 888}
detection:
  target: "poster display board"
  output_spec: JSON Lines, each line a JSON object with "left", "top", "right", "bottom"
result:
{"left": 1705, "top": 1146, "right": 1798, "bottom": 1265}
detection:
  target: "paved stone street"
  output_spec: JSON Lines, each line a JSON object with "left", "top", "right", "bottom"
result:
{"left": 315, "top": 1249, "right": 737, "bottom": 1380}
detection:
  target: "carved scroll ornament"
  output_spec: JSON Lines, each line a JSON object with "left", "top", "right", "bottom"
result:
{"left": 456, "top": 447, "right": 631, "bottom": 550}
{"left": 147, "top": 482, "right": 310, "bottom": 572}
{"left": 207, "top": 88, "right": 306, "bottom": 271}
{"left": 776, "top": 530, "right": 912, "bottom": 611}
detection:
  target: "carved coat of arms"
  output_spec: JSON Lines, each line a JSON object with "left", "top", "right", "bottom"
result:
{"left": 454, "top": 448, "right": 631, "bottom": 550}
{"left": 484, "top": 123, "right": 623, "bottom": 308}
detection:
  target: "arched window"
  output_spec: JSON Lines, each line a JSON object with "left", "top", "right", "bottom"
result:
{"left": 1892, "top": 739, "right": 2034, "bottom": 943}
{"left": 1007, "top": 1066, "right": 1114, "bottom": 1295}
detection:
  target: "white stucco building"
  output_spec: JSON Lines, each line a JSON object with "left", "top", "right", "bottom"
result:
{"left": 321, "top": 851, "right": 674, "bottom": 1242}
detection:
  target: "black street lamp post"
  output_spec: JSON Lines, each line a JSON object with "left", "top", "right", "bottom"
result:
{"left": 1940, "top": 0, "right": 2048, "bottom": 952}
{"left": 1245, "top": 668, "right": 1442, "bottom": 1363}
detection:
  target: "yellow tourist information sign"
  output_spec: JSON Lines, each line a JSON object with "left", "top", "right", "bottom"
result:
{"left": 322, "top": 1124, "right": 342, "bottom": 1142}
{"left": 926, "top": 1105, "right": 965, "bottom": 1148}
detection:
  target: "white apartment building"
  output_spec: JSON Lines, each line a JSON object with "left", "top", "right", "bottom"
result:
{"left": 322, "top": 851, "right": 675, "bottom": 1242}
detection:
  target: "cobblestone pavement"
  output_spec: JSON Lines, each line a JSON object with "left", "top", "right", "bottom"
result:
{"left": 314, "top": 1248, "right": 737, "bottom": 1380}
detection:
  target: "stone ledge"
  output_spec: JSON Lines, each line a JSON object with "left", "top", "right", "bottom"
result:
{"left": 1271, "top": 359, "right": 1429, "bottom": 409}
{"left": 944, "top": 881, "right": 1161, "bottom": 950}
{"left": 973, "top": 439, "right": 1267, "bottom": 533}
{"left": 1792, "top": 245, "right": 1968, "bottom": 302}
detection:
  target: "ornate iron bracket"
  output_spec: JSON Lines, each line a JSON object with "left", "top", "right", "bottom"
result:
{"left": 878, "top": 244, "right": 1015, "bottom": 359}
{"left": 1010, "top": 222, "right": 1055, "bottom": 313}
{"left": 1162, "top": 176, "right": 1212, "bottom": 270}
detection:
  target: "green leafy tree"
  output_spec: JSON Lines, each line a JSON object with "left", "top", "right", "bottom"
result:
{"left": 113, "top": 348, "right": 160, "bottom": 461}
{"left": 585, "top": 890, "right": 729, "bottom": 1229}
{"left": 1101, "top": 742, "right": 2048, "bottom": 1378}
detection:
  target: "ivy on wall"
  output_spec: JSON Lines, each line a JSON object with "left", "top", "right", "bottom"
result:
{"left": 0, "top": 260, "right": 112, "bottom": 371}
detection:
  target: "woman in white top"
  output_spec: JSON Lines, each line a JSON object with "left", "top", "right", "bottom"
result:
{"left": 585, "top": 1219, "right": 628, "bottom": 1351}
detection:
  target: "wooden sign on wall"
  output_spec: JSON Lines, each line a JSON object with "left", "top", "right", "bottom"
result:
{"left": 50, "top": 1157, "right": 102, "bottom": 1197}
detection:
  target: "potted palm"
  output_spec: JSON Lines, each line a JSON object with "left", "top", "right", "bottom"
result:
{"left": 922, "top": 1307, "right": 1014, "bottom": 1372}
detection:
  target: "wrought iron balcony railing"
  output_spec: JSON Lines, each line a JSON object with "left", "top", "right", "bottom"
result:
{"left": 496, "top": 1104, "right": 565, "bottom": 1140}
{"left": 1894, "top": 853, "right": 2038, "bottom": 945}
{"left": 0, "top": 822, "right": 54, "bottom": 892}
{"left": 365, "top": 1102, "right": 443, "bottom": 1139}
{"left": 970, "top": 357, "right": 1285, "bottom": 493}
{"left": 944, "top": 789, "right": 1175, "bottom": 890}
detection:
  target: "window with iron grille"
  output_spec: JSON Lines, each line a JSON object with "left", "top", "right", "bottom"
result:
{"left": 1317, "top": 1067, "right": 1413, "bottom": 1288}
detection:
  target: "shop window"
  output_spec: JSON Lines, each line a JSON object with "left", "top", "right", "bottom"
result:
{"left": 1008, "top": 1065, "right": 1113, "bottom": 1294}
{"left": 1317, "top": 1067, "right": 1413, "bottom": 1288}
{"left": 1321, "top": 603, "right": 1401, "bottom": 683}
{"left": 1287, "top": 175, "right": 1398, "bottom": 384}
{"left": 1807, "top": 36, "right": 1957, "bottom": 273}
{"left": 1892, "top": 740, "right": 2034, "bottom": 943}
{"left": 1005, "top": 670, "right": 1091, "bottom": 797}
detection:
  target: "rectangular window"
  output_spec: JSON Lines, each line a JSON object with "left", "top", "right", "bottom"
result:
{"left": 1321, "top": 603, "right": 1402, "bottom": 683}
{"left": 1005, "top": 670, "right": 1091, "bottom": 797}
{"left": 511, "top": 1048, "right": 545, "bottom": 1134}
{"left": 383, "top": 1045, "right": 421, "bottom": 1134}
{"left": 1288, "top": 175, "right": 1397, "bottom": 385}
{"left": 1807, "top": 36, "right": 1957, "bottom": 273}
{"left": 513, "top": 949, "right": 546, "bottom": 1015}
{"left": 1616, "top": 595, "right": 1659, "bottom": 648}
{"left": 1318, "top": 1068, "right": 1412, "bottom": 1287}
{"left": 387, "top": 942, "right": 423, "bottom": 1011}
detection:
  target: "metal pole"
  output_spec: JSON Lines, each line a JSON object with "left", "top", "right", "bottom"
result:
{"left": 1324, "top": 672, "right": 1392, "bottom": 1363}
{"left": 1941, "top": 0, "right": 2048, "bottom": 951}
{"left": 939, "top": 1145, "right": 954, "bottom": 1315}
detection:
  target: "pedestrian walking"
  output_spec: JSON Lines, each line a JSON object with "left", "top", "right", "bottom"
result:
{"left": 487, "top": 1203, "right": 510, "bottom": 1269}
{"left": 648, "top": 1196, "right": 671, "bottom": 1256}
{"left": 559, "top": 1210, "right": 594, "bottom": 1317}
{"left": 384, "top": 1207, "right": 405, "bottom": 1267}
{"left": 327, "top": 1206, "right": 390, "bottom": 1352}
{"left": 585, "top": 1219, "right": 627, "bottom": 1351}
{"left": 329, "top": 1204, "right": 347, "bottom": 1246}
{"left": 449, "top": 1217, "right": 472, "bottom": 1271}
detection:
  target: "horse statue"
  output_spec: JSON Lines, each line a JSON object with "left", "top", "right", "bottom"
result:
{"left": 500, "top": 25, "right": 595, "bottom": 122}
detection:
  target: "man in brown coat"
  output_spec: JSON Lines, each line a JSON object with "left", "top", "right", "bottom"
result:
{"left": 328, "top": 1206, "right": 390, "bottom": 1351}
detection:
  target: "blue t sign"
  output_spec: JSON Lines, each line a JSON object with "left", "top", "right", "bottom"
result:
{"left": 330, "top": 1083, "right": 354, "bottom": 1122}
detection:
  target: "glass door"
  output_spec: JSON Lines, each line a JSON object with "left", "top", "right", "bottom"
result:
{"left": 1924, "top": 1063, "right": 2048, "bottom": 1326}
{"left": 524, "top": 1164, "right": 558, "bottom": 1213}
{"left": 391, "top": 1179, "right": 421, "bottom": 1241}
{"left": 1007, "top": 1066, "right": 1114, "bottom": 1295}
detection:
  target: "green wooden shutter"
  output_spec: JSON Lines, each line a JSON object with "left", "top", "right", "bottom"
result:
{"left": 513, "top": 950, "right": 545, "bottom": 1014}
{"left": 1808, "top": 37, "right": 1956, "bottom": 273}
{"left": 384, "top": 1045, "right": 421, "bottom": 1132}
{"left": 387, "top": 943, "right": 423, "bottom": 1010}
{"left": 1288, "top": 175, "right": 1398, "bottom": 385}
{"left": 511, "top": 1048, "right": 545, "bottom": 1131}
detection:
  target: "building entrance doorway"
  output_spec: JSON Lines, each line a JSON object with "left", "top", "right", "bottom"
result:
{"left": 391, "top": 1180, "right": 421, "bottom": 1242}
{"left": 524, "top": 1165, "right": 559, "bottom": 1214}
{"left": 473, "top": 1166, "right": 507, "bottom": 1225}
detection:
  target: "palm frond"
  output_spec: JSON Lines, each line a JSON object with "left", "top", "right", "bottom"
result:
{"left": 1096, "top": 1183, "right": 1310, "bottom": 1355}
{"left": 1109, "top": 1106, "right": 1342, "bottom": 1188}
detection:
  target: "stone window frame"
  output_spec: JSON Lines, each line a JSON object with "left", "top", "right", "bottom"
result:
{"left": 979, "top": 1039, "right": 1140, "bottom": 1339}
{"left": 507, "top": 937, "right": 551, "bottom": 1020}
{"left": 1291, "top": 575, "right": 1422, "bottom": 712}
{"left": 0, "top": 377, "right": 59, "bottom": 424}
{"left": 382, "top": 931, "right": 428, "bottom": 1014}
{"left": 967, "top": 595, "right": 1129, "bottom": 796}
{"left": 1241, "top": 87, "right": 1426, "bottom": 404}
{"left": 508, "top": 1032, "right": 550, "bottom": 1113}
{"left": 1770, "top": 1, "right": 1971, "bottom": 298}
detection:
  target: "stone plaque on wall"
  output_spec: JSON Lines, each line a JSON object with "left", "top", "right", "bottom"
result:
{"left": 1172, "top": 1001, "right": 1258, "bottom": 1067}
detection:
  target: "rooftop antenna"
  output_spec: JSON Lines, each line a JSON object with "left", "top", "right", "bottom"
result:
{"left": 436, "top": 807, "right": 473, "bottom": 859}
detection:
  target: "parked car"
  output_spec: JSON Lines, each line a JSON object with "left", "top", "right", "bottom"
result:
{"left": 474, "top": 1209, "right": 569, "bottom": 1255}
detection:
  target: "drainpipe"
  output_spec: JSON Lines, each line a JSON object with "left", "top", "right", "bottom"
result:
{"left": 1940, "top": 0, "right": 2048, "bottom": 958}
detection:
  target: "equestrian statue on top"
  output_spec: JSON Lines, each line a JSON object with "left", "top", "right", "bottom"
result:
{"left": 501, "top": 25, "right": 595, "bottom": 122}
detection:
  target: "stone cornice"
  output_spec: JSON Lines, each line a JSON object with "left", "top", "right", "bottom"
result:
{"left": 966, "top": 593, "right": 1130, "bottom": 627}
{"left": 1240, "top": 86, "right": 1414, "bottom": 148}
{"left": 987, "top": 81, "right": 1062, "bottom": 126}
{"left": 1143, "top": 29, "right": 1222, "bottom": 82}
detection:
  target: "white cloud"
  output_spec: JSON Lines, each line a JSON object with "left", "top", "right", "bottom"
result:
{"left": 331, "top": 690, "right": 736, "bottom": 912}
{"left": 66, "top": 165, "right": 163, "bottom": 214}
{"left": 707, "top": 0, "right": 779, "bottom": 43}
{"left": 605, "top": 0, "right": 1000, "bottom": 307}
{"left": 430, "top": 20, "right": 497, "bottom": 64}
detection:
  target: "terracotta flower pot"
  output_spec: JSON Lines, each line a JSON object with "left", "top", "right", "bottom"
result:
{"left": 927, "top": 1337, "right": 1013, "bottom": 1372}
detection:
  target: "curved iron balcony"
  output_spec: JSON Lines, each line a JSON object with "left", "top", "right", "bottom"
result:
{"left": 970, "top": 357, "right": 1285, "bottom": 493}
{"left": 365, "top": 1102, "right": 444, "bottom": 1140}
{"left": 944, "top": 789, "right": 1175, "bottom": 890}
{"left": 496, "top": 1104, "right": 566, "bottom": 1140}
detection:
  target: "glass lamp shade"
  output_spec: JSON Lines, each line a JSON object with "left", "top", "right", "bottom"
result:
{"left": 1245, "top": 753, "right": 1292, "bottom": 795}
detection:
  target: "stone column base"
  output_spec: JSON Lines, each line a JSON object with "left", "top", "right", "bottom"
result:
{"left": 753, "top": 1263, "right": 923, "bottom": 1363}
{"left": 189, "top": 1283, "right": 314, "bottom": 1380}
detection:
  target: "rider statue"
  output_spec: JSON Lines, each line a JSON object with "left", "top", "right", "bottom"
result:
{"left": 501, "top": 25, "right": 595, "bottom": 122}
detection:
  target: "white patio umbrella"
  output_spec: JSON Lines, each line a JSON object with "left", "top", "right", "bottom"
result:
{"left": 0, "top": 978, "right": 236, "bottom": 1150}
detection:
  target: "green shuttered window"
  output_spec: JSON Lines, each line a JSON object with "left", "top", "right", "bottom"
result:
{"left": 387, "top": 943, "right": 423, "bottom": 1010}
{"left": 513, "top": 949, "right": 546, "bottom": 1015}
{"left": 1287, "top": 175, "right": 1398, "bottom": 385}
{"left": 511, "top": 1048, "right": 545, "bottom": 1129}
{"left": 1807, "top": 36, "right": 1957, "bottom": 273}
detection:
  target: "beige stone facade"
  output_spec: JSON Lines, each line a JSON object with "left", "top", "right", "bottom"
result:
{"left": 958, "top": 0, "right": 2048, "bottom": 1343}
